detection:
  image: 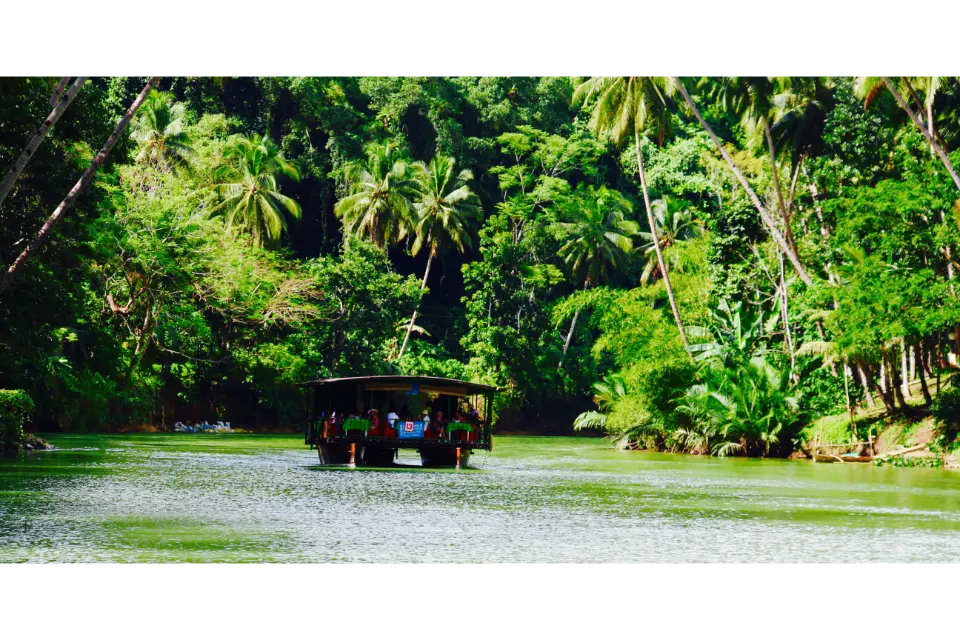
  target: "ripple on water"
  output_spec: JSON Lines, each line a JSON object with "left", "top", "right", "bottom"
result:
{"left": 1, "top": 435, "right": 960, "bottom": 562}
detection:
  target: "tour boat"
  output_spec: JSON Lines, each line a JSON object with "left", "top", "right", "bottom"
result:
{"left": 301, "top": 375, "right": 497, "bottom": 468}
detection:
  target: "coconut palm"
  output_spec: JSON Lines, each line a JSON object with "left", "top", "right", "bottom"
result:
{"left": 672, "top": 77, "right": 813, "bottom": 286}
{"left": 573, "top": 76, "right": 691, "bottom": 351}
{"left": 556, "top": 185, "right": 638, "bottom": 365}
{"left": 396, "top": 155, "right": 481, "bottom": 361}
{"left": 639, "top": 197, "right": 702, "bottom": 285}
{"left": 769, "top": 79, "right": 831, "bottom": 245}
{"left": 130, "top": 90, "right": 193, "bottom": 170}
{"left": 335, "top": 141, "right": 420, "bottom": 249}
{"left": 719, "top": 77, "right": 800, "bottom": 254}
{"left": 213, "top": 133, "right": 301, "bottom": 248}
{"left": 854, "top": 77, "right": 960, "bottom": 193}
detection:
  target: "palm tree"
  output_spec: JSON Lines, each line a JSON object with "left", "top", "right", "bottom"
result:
{"left": 854, "top": 77, "right": 960, "bottom": 193}
{"left": 213, "top": 133, "right": 301, "bottom": 248}
{"left": 769, "top": 79, "right": 830, "bottom": 242}
{"left": 672, "top": 77, "right": 813, "bottom": 286}
{"left": 130, "top": 90, "right": 193, "bottom": 170}
{"left": 639, "top": 197, "right": 702, "bottom": 285}
{"left": 573, "top": 77, "right": 691, "bottom": 351}
{"left": 556, "top": 185, "right": 638, "bottom": 366}
{"left": 0, "top": 77, "right": 87, "bottom": 208}
{"left": 1, "top": 78, "right": 161, "bottom": 295}
{"left": 719, "top": 77, "right": 802, "bottom": 255}
{"left": 334, "top": 141, "right": 420, "bottom": 249}
{"left": 573, "top": 373, "right": 629, "bottom": 432}
{"left": 396, "top": 155, "right": 481, "bottom": 361}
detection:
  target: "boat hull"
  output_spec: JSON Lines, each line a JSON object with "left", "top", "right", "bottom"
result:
{"left": 419, "top": 448, "right": 470, "bottom": 468}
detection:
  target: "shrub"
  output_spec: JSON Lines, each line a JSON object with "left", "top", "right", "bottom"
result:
{"left": 0, "top": 390, "right": 34, "bottom": 450}
{"left": 931, "top": 384, "right": 960, "bottom": 444}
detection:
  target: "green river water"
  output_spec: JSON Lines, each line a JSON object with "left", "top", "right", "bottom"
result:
{"left": 2, "top": 433, "right": 960, "bottom": 562}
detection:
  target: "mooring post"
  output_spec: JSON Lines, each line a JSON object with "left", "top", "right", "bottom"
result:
{"left": 455, "top": 447, "right": 461, "bottom": 469}
{"left": 349, "top": 443, "right": 356, "bottom": 468}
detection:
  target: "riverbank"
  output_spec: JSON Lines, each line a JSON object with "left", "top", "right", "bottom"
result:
{"left": 803, "top": 375, "right": 960, "bottom": 468}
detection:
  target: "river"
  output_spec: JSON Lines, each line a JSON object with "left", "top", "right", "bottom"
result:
{"left": 2, "top": 434, "right": 960, "bottom": 562}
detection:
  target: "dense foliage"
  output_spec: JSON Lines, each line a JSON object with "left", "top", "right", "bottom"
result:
{"left": 0, "top": 389, "right": 34, "bottom": 449}
{"left": 1, "top": 76, "right": 959, "bottom": 455}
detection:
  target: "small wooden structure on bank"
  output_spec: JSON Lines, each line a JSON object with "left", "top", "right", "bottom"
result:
{"left": 302, "top": 375, "right": 497, "bottom": 468}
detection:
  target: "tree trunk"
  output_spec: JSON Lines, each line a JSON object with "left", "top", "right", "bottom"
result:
{"left": 882, "top": 77, "right": 960, "bottom": 193}
{"left": 889, "top": 351, "right": 910, "bottom": 411}
{"left": 0, "top": 77, "right": 159, "bottom": 295}
{"left": 673, "top": 78, "right": 813, "bottom": 286}
{"left": 49, "top": 77, "right": 70, "bottom": 107}
{"left": 914, "top": 342, "right": 933, "bottom": 405}
{"left": 778, "top": 249, "right": 795, "bottom": 378}
{"left": 843, "top": 359, "right": 857, "bottom": 441}
{"left": 635, "top": 130, "right": 690, "bottom": 355}
{"left": 866, "top": 362, "right": 897, "bottom": 414}
{"left": 856, "top": 364, "right": 876, "bottom": 409}
{"left": 900, "top": 338, "right": 912, "bottom": 400}
{"left": 558, "top": 281, "right": 590, "bottom": 369}
{"left": 558, "top": 309, "right": 581, "bottom": 369}
{"left": 909, "top": 342, "right": 916, "bottom": 383}
{"left": 396, "top": 251, "right": 434, "bottom": 362}
{"left": 0, "top": 77, "right": 87, "bottom": 208}
{"left": 764, "top": 118, "right": 798, "bottom": 256}
{"left": 128, "top": 301, "right": 155, "bottom": 377}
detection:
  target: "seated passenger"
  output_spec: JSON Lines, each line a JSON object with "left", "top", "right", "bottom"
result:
{"left": 421, "top": 410, "right": 431, "bottom": 436}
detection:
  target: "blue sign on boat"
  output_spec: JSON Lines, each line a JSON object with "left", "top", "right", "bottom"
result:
{"left": 404, "top": 383, "right": 420, "bottom": 395}
{"left": 398, "top": 420, "right": 425, "bottom": 439}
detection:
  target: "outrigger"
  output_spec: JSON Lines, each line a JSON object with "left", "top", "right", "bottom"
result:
{"left": 302, "top": 375, "right": 497, "bottom": 468}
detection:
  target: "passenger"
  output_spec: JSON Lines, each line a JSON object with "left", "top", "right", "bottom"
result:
{"left": 386, "top": 408, "right": 399, "bottom": 437}
{"left": 434, "top": 410, "right": 445, "bottom": 439}
{"left": 421, "top": 409, "right": 431, "bottom": 436}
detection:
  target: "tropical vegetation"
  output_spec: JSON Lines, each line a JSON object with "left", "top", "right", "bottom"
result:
{"left": 1, "top": 76, "right": 959, "bottom": 457}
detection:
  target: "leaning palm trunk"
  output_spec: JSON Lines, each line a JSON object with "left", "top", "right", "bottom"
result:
{"left": 396, "top": 252, "right": 434, "bottom": 362}
{"left": 558, "top": 281, "right": 590, "bottom": 369}
{"left": 763, "top": 118, "right": 798, "bottom": 256}
{"left": 778, "top": 249, "right": 795, "bottom": 378}
{"left": 558, "top": 309, "right": 580, "bottom": 368}
{"left": 882, "top": 77, "right": 960, "bottom": 192}
{"left": 0, "top": 77, "right": 87, "bottom": 208}
{"left": 0, "top": 77, "right": 159, "bottom": 295}
{"left": 49, "top": 77, "right": 70, "bottom": 107}
{"left": 635, "top": 131, "right": 690, "bottom": 354}
{"left": 673, "top": 78, "right": 812, "bottom": 286}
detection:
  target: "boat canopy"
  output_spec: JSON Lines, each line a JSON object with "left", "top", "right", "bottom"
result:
{"left": 300, "top": 375, "right": 498, "bottom": 397}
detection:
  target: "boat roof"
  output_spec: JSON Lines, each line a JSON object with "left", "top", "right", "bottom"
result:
{"left": 300, "top": 375, "right": 499, "bottom": 394}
